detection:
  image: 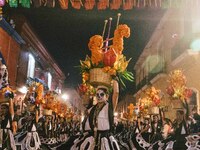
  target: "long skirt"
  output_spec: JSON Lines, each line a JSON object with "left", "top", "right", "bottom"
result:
{"left": 69, "top": 130, "right": 120, "bottom": 150}
{"left": 1, "top": 129, "right": 16, "bottom": 150}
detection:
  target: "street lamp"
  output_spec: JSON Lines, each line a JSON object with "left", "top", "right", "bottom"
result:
{"left": 62, "top": 94, "right": 69, "bottom": 101}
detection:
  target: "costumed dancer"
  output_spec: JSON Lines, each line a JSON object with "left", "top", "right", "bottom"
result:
{"left": 70, "top": 80, "right": 120, "bottom": 150}
{"left": 0, "top": 55, "right": 16, "bottom": 150}
{"left": 15, "top": 84, "right": 41, "bottom": 150}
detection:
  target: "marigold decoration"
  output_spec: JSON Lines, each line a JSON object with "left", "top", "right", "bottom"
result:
{"left": 24, "top": 81, "right": 44, "bottom": 105}
{"left": 35, "top": 82, "right": 44, "bottom": 104}
{"left": 145, "top": 86, "right": 161, "bottom": 106}
{"left": 43, "top": 91, "right": 57, "bottom": 110}
{"left": 58, "top": 103, "right": 67, "bottom": 117}
{"left": 88, "top": 35, "right": 104, "bottom": 65}
{"left": 166, "top": 69, "right": 193, "bottom": 101}
{"left": 59, "top": 0, "right": 68, "bottom": 9}
{"left": 78, "top": 83, "right": 95, "bottom": 96}
{"left": 127, "top": 103, "right": 135, "bottom": 119}
{"left": 79, "top": 15, "right": 133, "bottom": 91}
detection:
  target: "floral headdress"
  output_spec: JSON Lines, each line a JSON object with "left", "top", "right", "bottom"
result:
{"left": 166, "top": 69, "right": 193, "bottom": 101}
{"left": 79, "top": 14, "right": 134, "bottom": 96}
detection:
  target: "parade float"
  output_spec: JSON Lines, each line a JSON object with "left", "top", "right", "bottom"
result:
{"left": 78, "top": 14, "right": 133, "bottom": 105}
{"left": 72, "top": 14, "right": 134, "bottom": 150}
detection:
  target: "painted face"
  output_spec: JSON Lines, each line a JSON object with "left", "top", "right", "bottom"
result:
{"left": 96, "top": 89, "right": 108, "bottom": 102}
{"left": 0, "top": 105, "right": 9, "bottom": 115}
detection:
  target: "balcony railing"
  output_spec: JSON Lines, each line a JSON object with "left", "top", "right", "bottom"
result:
{"left": 136, "top": 63, "right": 166, "bottom": 91}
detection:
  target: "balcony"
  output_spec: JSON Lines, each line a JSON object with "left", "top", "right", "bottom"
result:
{"left": 136, "top": 63, "right": 166, "bottom": 92}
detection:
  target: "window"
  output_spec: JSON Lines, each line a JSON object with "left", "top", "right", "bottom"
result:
{"left": 27, "top": 54, "right": 35, "bottom": 78}
{"left": 48, "top": 72, "right": 52, "bottom": 90}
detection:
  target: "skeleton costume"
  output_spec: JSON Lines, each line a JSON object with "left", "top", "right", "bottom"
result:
{"left": 70, "top": 86, "right": 120, "bottom": 150}
{"left": 15, "top": 113, "right": 41, "bottom": 150}
{"left": 0, "top": 104, "right": 16, "bottom": 150}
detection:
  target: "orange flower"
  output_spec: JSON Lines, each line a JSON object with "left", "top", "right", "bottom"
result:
{"left": 102, "top": 66, "right": 111, "bottom": 72}
{"left": 108, "top": 68, "right": 116, "bottom": 76}
{"left": 82, "top": 72, "right": 89, "bottom": 83}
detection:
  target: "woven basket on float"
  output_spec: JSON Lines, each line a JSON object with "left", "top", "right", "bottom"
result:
{"left": 89, "top": 68, "right": 112, "bottom": 87}
{"left": 171, "top": 99, "right": 183, "bottom": 109}
{"left": 43, "top": 109, "right": 52, "bottom": 116}
{"left": 148, "top": 106, "right": 159, "bottom": 115}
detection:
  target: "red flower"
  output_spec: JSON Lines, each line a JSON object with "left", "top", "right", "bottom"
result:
{"left": 103, "top": 48, "right": 117, "bottom": 67}
{"left": 184, "top": 88, "right": 193, "bottom": 98}
{"left": 166, "top": 86, "right": 174, "bottom": 96}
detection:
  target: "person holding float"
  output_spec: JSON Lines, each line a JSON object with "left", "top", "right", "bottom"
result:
{"left": 65, "top": 14, "right": 133, "bottom": 150}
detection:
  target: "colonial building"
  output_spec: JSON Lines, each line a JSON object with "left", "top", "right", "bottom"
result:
{"left": 0, "top": 16, "right": 65, "bottom": 93}
{"left": 134, "top": 4, "right": 200, "bottom": 119}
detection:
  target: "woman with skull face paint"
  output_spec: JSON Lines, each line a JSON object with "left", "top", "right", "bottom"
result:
{"left": 68, "top": 80, "right": 120, "bottom": 150}
{"left": 0, "top": 99, "right": 16, "bottom": 150}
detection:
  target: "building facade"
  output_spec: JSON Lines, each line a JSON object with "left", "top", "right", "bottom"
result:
{"left": 134, "top": 4, "right": 200, "bottom": 120}
{"left": 0, "top": 16, "right": 65, "bottom": 93}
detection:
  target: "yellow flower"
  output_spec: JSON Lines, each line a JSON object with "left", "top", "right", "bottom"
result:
{"left": 82, "top": 72, "right": 89, "bottom": 82}
{"left": 114, "top": 55, "right": 131, "bottom": 72}
{"left": 80, "top": 56, "right": 91, "bottom": 69}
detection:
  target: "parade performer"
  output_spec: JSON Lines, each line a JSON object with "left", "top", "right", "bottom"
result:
{"left": 0, "top": 54, "right": 16, "bottom": 150}
{"left": 71, "top": 80, "right": 120, "bottom": 150}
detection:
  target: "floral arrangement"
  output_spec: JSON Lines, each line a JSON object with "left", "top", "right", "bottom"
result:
{"left": 145, "top": 86, "right": 162, "bottom": 106}
{"left": 79, "top": 21, "right": 134, "bottom": 96}
{"left": 25, "top": 81, "right": 45, "bottom": 105}
{"left": 43, "top": 91, "right": 58, "bottom": 110}
{"left": 166, "top": 69, "right": 193, "bottom": 101}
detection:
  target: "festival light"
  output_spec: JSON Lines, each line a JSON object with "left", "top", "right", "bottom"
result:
{"left": 62, "top": 94, "right": 69, "bottom": 101}
{"left": 114, "top": 112, "right": 118, "bottom": 117}
{"left": 18, "top": 86, "right": 28, "bottom": 94}
{"left": 190, "top": 39, "right": 200, "bottom": 51}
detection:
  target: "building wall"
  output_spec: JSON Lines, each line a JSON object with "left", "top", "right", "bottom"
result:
{"left": 0, "top": 27, "right": 21, "bottom": 88}
{"left": 134, "top": 7, "right": 200, "bottom": 120}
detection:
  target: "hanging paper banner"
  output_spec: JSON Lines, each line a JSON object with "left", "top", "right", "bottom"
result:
{"left": 9, "top": 0, "right": 18, "bottom": 7}
{"left": 19, "top": 0, "right": 30, "bottom": 8}
{"left": 59, "top": 0, "right": 68, "bottom": 9}
{"left": 110, "top": 0, "right": 122, "bottom": 10}
{"left": 123, "top": 0, "right": 134, "bottom": 10}
{"left": 0, "top": 0, "right": 5, "bottom": 6}
{"left": 2, "top": 0, "right": 200, "bottom": 10}
{"left": 32, "top": 0, "right": 42, "bottom": 8}
{"left": 46, "top": 0, "right": 55, "bottom": 8}
{"left": 97, "top": 0, "right": 109, "bottom": 10}
{"left": 70, "top": 0, "right": 83, "bottom": 9}
{"left": 84, "top": 0, "right": 95, "bottom": 10}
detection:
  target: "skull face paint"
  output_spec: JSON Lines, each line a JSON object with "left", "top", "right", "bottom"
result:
{"left": 96, "top": 88, "right": 108, "bottom": 102}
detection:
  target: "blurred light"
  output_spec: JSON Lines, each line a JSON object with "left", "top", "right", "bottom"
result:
{"left": 144, "top": 55, "right": 163, "bottom": 74}
{"left": 190, "top": 39, "right": 200, "bottom": 51}
{"left": 18, "top": 86, "right": 27, "bottom": 94}
{"left": 81, "top": 115, "right": 84, "bottom": 122}
{"left": 114, "top": 112, "right": 118, "bottom": 117}
{"left": 172, "top": 33, "right": 178, "bottom": 38}
{"left": 62, "top": 94, "right": 69, "bottom": 101}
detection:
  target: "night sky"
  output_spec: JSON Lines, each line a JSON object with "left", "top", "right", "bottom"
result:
{"left": 8, "top": 6, "right": 165, "bottom": 93}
